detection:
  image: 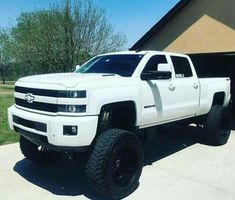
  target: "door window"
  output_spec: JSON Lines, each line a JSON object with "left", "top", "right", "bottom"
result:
{"left": 142, "top": 55, "right": 168, "bottom": 73}
{"left": 171, "top": 56, "right": 193, "bottom": 78}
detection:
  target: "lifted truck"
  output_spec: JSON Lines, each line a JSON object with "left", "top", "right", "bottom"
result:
{"left": 8, "top": 51, "right": 231, "bottom": 199}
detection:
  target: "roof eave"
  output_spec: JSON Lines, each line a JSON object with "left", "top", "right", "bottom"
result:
{"left": 130, "top": 0, "right": 192, "bottom": 50}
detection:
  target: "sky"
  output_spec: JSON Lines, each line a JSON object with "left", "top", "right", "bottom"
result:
{"left": 0, "top": 0, "right": 180, "bottom": 49}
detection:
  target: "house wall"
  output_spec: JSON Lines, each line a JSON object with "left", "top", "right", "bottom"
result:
{"left": 139, "top": 0, "right": 235, "bottom": 54}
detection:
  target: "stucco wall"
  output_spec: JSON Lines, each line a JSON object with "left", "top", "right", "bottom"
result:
{"left": 139, "top": 0, "right": 235, "bottom": 54}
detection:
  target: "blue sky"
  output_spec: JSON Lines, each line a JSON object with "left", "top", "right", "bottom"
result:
{"left": 0, "top": 0, "right": 180, "bottom": 49}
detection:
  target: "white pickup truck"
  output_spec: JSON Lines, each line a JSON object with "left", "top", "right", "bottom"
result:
{"left": 8, "top": 51, "right": 231, "bottom": 199}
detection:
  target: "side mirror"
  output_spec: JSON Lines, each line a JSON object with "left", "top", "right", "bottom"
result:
{"left": 158, "top": 63, "right": 172, "bottom": 72}
{"left": 141, "top": 71, "right": 172, "bottom": 80}
{"left": 75, "top": 65, "right": 80, "bottom": 71}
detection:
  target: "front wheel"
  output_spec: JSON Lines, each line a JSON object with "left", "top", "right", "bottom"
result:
{"left": 86, "top": 129, "right": 144, "bottom": 200}
{"left": 20, "top": 136, "right": 61, "bottom": 164}
{"left": 204, "top": 105, "right": 231, "bottom": 145}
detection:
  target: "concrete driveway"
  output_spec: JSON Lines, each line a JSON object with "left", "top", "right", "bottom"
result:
{"left": 1, "top": 126, "right": 235, "bottom": 200}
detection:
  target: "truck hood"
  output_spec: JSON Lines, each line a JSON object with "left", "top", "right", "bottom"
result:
{"left": 18, "top": 73, "right": 123, "bottom": 88}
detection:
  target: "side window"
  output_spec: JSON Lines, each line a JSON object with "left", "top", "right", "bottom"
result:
{"left": 142, "top": 55, "right": 168, "bottom": 73}
{"left": 171, "top": 56, "right": 193, "bottom": 78}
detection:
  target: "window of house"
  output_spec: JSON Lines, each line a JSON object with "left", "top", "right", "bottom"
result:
{"left": 171, "top": 56, "right": 193, "bottom": 78}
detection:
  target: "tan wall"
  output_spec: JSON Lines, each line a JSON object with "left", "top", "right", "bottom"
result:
{"left": 165, "top": 15, "right": 235, "bottom": 54}
{"left": 139, "top": 0, "right": 235, "bottom": 54}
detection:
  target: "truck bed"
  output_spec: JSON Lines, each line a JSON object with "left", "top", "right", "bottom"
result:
{"left": 197, "top": 77, "right": 231, "bottom": 116}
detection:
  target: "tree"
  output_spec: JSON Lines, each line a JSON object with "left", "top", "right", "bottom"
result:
{"left": 0, "top": 30, "right": 12, "bottom": 84}
{"left": 9, "top": 0, "right": 126, "bottom": 74}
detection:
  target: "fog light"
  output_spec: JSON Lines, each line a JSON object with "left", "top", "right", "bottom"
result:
{"left": 63, "top": 125, "right": 78, "bottom": 136}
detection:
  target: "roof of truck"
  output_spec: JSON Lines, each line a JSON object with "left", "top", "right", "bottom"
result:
{"left": 102, "top": 50, "right": 188, "bottom": 58}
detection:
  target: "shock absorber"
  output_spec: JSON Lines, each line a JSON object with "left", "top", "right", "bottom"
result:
{"left": 98, "top": 105, "right": 112, "bottom": 133}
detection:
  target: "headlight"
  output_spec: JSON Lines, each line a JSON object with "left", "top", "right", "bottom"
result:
{"left": 67, "top": 105, "right": 77, "bottom": 112}
{"left": 67, "top": 90, "right": 86, "bottom": 98}
{"left": 58, "top": 105, "right": 86, "bottom": 113}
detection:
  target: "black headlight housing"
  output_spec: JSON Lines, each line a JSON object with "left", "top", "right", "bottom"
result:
{"left": 58, "top": 105, "right": 86, "bottom": 113}
{"left": 67, "top": 90, "right": 86, "bottom": 98}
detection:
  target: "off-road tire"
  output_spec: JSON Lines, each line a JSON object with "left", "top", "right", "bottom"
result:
{"left": 20, "top": 136, "right": 61, "bottom": 164}
{"left": 204, "top": 105, "right": 231, "bottom": 145}
{"left": 86, "top": 129, "right": 144, "bottom": 200}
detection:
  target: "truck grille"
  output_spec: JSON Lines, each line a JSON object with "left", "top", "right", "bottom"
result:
{"left": 13, "top": 115, "right": 47, "bottom": 132}
{"left": 15, "top": 86, "right": 66, "bottom": 97}
{"left": 15, "top": 98, "right": 58, "bottom": 113}
{"left": 14, "top": 86, "right": 86, "bottom": 113}
{"left": 14, "top": 126, "right": 48, "bottom": 144}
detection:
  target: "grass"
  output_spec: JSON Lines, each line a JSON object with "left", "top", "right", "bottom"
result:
{"left": 0, "top": 84, "right": 19, "bottom": 145}
{"left": 0, "top": 84, "right": 14, "bottom": 89}
{"left": 0, "top": 84, "right": 14, "bottom": 95}
{"left": 0, "top": 81, "right": 15, "bottom": 85}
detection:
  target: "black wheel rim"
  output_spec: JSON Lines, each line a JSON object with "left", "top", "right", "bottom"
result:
{"left": 111, "top": 145, "right": 138, "bottom": 187}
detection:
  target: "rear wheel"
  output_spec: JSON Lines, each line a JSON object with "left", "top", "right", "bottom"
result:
{"left": 204, "top": 105, "right": 231, "bottom": 145}
{"left": 86, "top": 129, "right": 144, "bottom": 200}
{"left": 20, "top": 136, "right": 61, "bottom": 164}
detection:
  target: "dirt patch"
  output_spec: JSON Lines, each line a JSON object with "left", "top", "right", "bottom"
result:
{"left": 0, "top": 91, "right": 13, "bottom": 95}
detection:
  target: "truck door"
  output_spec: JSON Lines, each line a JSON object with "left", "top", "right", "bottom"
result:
{"left": 169, "top": 55, "right": 200, "bottom": 119}
{"left": 140, "top": 54, "right": 176, "bottom": 126}
{"left": 140, "top": 54, "right": 200, "bottom": 127}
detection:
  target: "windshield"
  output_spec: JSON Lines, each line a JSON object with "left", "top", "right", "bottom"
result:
{"left": 76, "top": 54, "right": 144, "bottom": 77}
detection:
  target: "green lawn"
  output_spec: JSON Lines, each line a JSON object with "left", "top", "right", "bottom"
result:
{"left": 0, "top": 85, "right": 19, "bottom": 145}
{"left": 0, "top": 85, "right": 14, "bottom": 90}
{"left": 0, "top": 84, "right": 14, "bottom": 94}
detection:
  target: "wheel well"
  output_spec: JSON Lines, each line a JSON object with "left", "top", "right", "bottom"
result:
{"left": 212, "top": 92, "right": 225, "bottom": 106}
{"left": 97, "top": 101, "right": 137, "bottom": 133}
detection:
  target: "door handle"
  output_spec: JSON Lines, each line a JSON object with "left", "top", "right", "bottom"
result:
{"left": 168, "top": 84, "right": 175, "bottom": 91}
{"left": 193, "top": 83, "right": 199, "bottom": 89}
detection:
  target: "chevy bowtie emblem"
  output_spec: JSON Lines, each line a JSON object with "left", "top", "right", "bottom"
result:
{"left": 25, "top": 93, "right": 35, "bottom": 103}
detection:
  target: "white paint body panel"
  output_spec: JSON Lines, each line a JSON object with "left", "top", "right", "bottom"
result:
{"left": 8, "top": 105, "right": 98, "bottom": 147}
{"left": 197, "top": 78, "right": 231, "bottom": 115}
{"left": 8, "top": 51, "right": 231, "bottom": 147}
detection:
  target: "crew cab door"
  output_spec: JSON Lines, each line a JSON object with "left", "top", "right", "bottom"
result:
{"left": 139, "top": 54, "right": 200, "bottom": 127}
{"left": 169, "top": 55, "right": 200, "bottom": 119}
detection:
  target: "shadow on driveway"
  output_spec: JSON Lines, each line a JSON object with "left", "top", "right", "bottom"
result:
{"left": 12, "top": 125, "right": 211, "bottom": 199}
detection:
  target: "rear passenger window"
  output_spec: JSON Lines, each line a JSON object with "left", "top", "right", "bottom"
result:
{"left": 171, "top": 56, "right": 193, "bottom": 78}
{"left": 142, "top": 55, "right": 168, "bottom": 72}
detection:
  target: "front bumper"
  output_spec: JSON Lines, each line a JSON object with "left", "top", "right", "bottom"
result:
{"left": 8, "top": 105, "right": 98, "bottom": 149}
